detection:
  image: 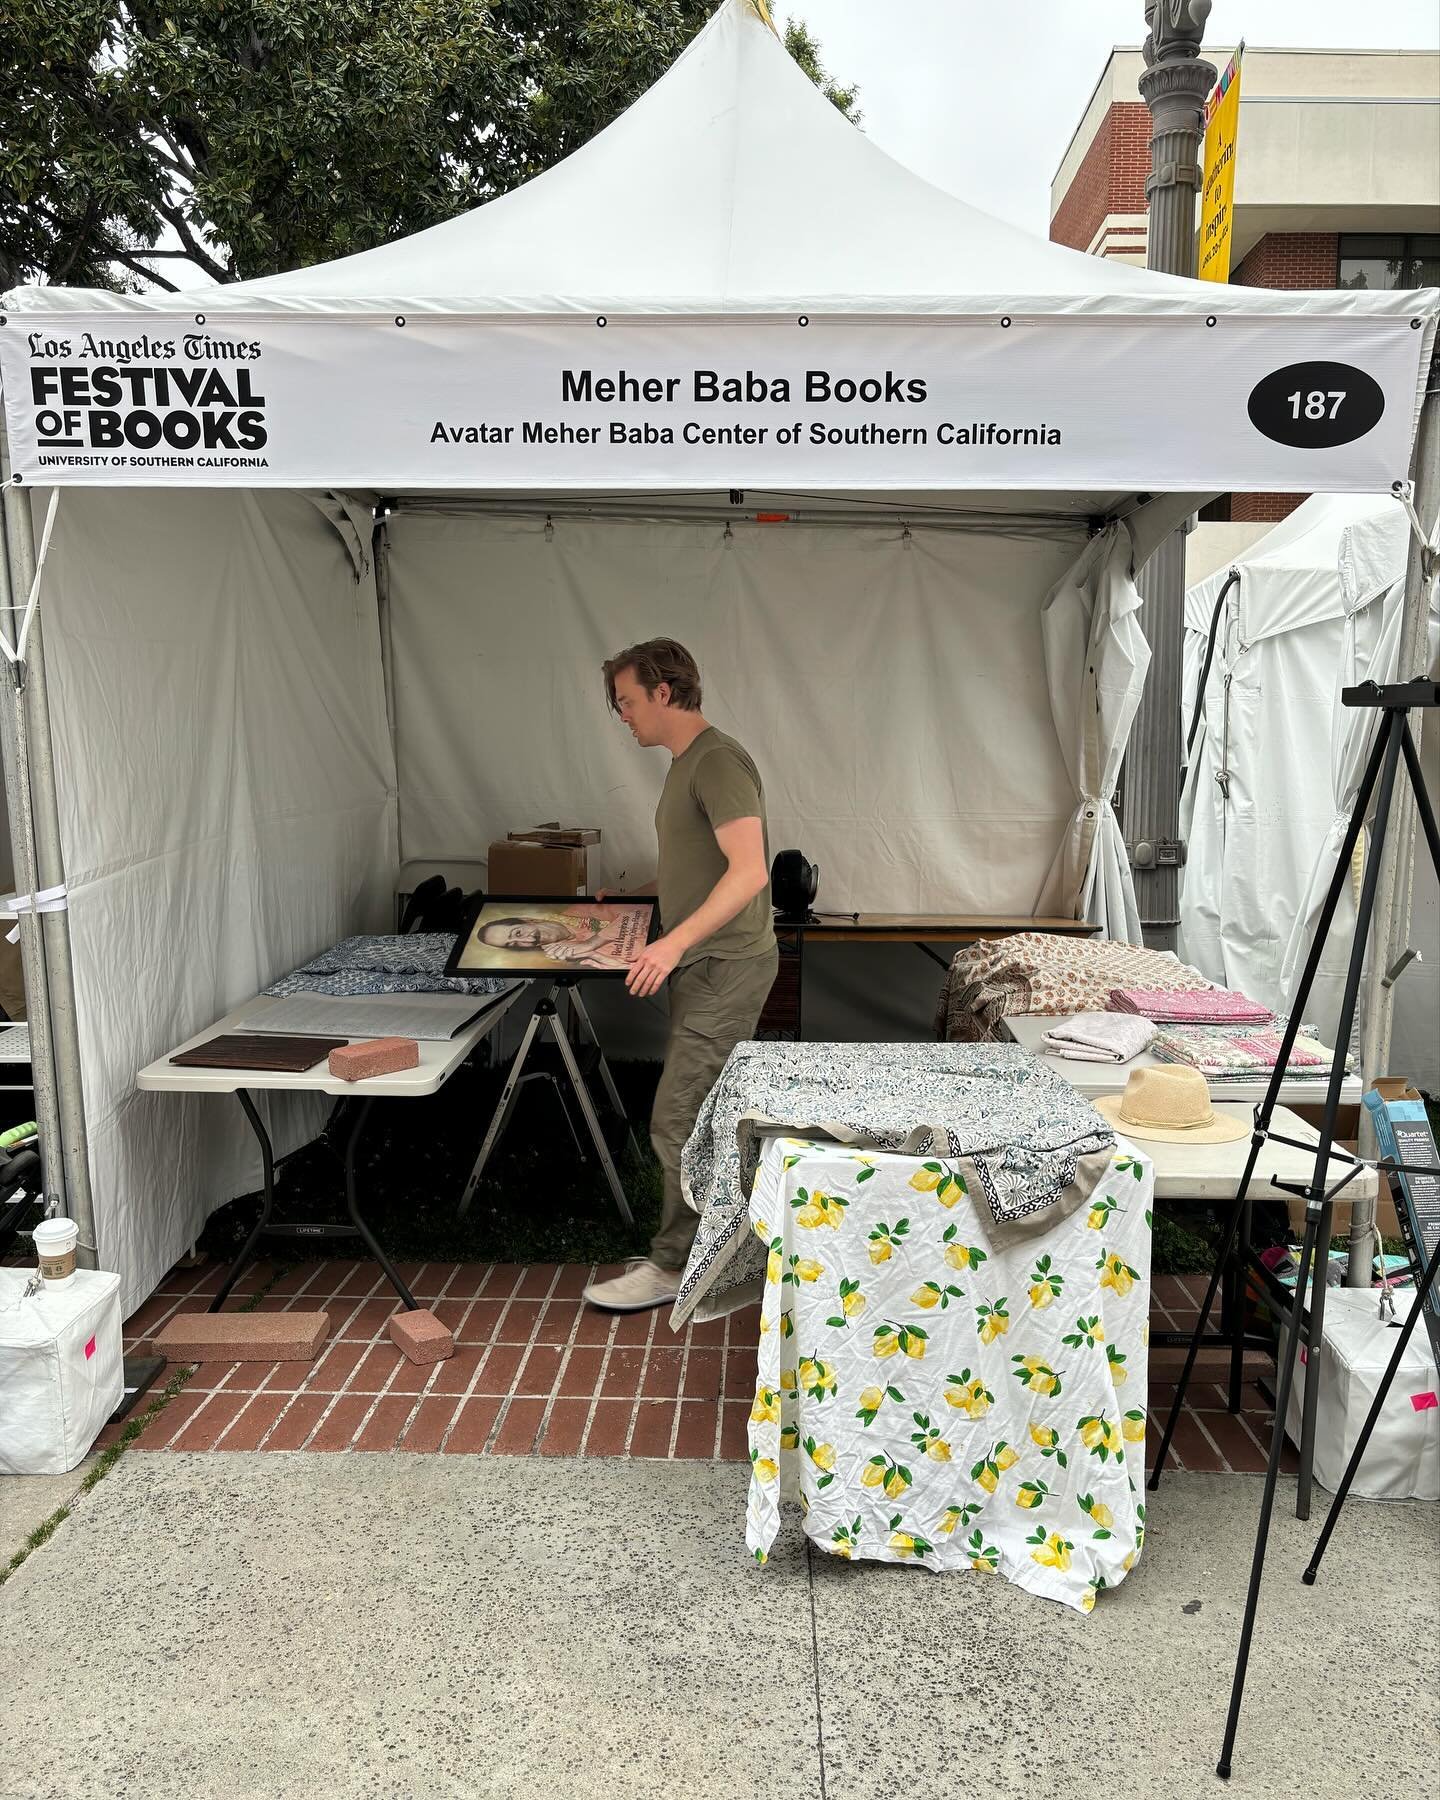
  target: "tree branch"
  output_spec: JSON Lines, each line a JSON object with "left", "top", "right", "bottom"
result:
{"left": 154, "top": 199, "right": 233, "bottom": 284}
{"left": 106, "top": 250, "right": 181, "bottom": 292}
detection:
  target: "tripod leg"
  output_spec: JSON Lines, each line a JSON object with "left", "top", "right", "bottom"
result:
{"left": 1398, "top": 717, "right": 1440, "bottom": 882}
{"left": 569, "top": 986, "right": 640, "bottom": 1160}
{"left": 1304, "top": 1230, "right": 1440, "bottom": 1585}
{"left": 1292, "top": 710, "right": 1407, "bottom": 1517}
{"left": 1227, "top": 1195, "right": 1252, "bottom": 1413}
{"left": 1216, "top": 1201, "right": 1324, "bottom": 1780}
{"left": 457, "top": 1007, "right": 547, "bottom": 1218}
{"left": 551, "top": 1015, "right": 635, "bottom": 1227}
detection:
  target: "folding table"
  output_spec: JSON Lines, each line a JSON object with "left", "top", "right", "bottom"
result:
{"left": 137, "top": 988, "right": 525, "bottom": 1312}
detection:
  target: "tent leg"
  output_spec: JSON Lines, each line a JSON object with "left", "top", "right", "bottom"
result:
{"left": 1349, "top": 354, "right": 1440, "bottom": 1287}
{"left": 0, "top": 429, "right": 96, "bottom": 1266}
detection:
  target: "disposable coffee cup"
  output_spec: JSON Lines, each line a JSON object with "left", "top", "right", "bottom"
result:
{"left": 33, "top": 1217, "right": 79, "bottom": 1286}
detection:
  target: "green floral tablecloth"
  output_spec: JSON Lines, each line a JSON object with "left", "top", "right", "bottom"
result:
{"left": 745, "top": 1137, "right": 1155, "bottom": 1613}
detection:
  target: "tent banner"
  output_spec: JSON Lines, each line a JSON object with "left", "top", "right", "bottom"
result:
{"left": 1199, "top": 46, "right": 1244, "bottom": 285}
{"left": 0, "top": 312, "right": 1424, "bottom": 492}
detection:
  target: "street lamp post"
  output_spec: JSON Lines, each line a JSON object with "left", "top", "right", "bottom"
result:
{"left": 1129, "top": 2, "right": 1217, "bottom": 948}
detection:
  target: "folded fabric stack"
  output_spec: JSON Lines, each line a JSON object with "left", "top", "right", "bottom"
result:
{"left": 265, "top": 933, "right": 513, "bottom": 1000}
{"left": 1040, "top": 1011, "right": 1157, "bottom": 1063}
{"left": 934, "top": 932, "right": 1213, "bottom": 1043}
{"left": 1109, "top": 986, "right": 1272, "bottom": 1025}
{"left": 1149, "top": 1026, "right": 1351, "bottom": 1084}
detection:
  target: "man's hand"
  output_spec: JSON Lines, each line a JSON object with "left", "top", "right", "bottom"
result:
{"left": 594, "top": 887, "right": 620, "bottom": 903}
{"left": 624, "top": 933, "right": 682, "bottom": 998}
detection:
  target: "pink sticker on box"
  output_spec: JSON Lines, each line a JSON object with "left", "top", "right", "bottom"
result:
{"left": 84, "top": 1335, "right": 96, "bottom": 1360}
{"left": 1411, "top": 1391, "right": 1437, "bottom": 1412}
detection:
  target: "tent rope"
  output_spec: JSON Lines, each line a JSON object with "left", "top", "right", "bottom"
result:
{"left": 0, "top": 488, "right": 59, "bottom": 668}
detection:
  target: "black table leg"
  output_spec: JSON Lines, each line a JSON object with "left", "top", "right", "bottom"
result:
{"left": 341, "top": 1097, "right": 418, "bottom": 1310}
{"left": 209, "top": 1088, "right": 277, "bottom": 1314}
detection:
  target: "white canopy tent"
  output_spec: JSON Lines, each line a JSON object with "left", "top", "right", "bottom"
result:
{"left": 1180, "top": 496, "right": 1440, "bottom": 1087}
{"left": 2, "top": 0, "right": 1437, "bottom": 1315}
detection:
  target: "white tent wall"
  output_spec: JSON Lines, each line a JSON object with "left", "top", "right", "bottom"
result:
{"left": 36, "top": 486, "right": 397, "bottom": 1315}
{"left": 384, "top": 507, "right": 1094, "bottom": 1050}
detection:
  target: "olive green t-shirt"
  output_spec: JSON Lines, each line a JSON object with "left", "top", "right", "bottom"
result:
{"left": 656, "top": 727, "right": 775, "bottom": 966}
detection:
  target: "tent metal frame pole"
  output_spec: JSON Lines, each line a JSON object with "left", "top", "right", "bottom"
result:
{"left": 0, "top": 424, "right": 97, "bottom": 1263}
{"left": 1348, "top": 350, "right": 1440, "bottom": 1287}
{"left": 372, "top": 511, "right": 405, "bottom": 871}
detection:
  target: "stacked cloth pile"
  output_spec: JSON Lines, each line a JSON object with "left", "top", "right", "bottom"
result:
{"left": 265, "top": 934, "right": 513, "bottom": 999}
{"left": 934, "top": 933, "right": 1212, "bottom": 1043}
{"left": 1109, "top": 987, "right": 1271, "bottom": 1024}
{"left": 674, "top": 1042, "right": 1116, "bottom": 1325}
{"left": 1149, "top": 1026, "right": 1352, "bottom": 1085}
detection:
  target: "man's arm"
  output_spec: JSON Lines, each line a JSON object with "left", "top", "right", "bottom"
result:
{"left": 624, "top": 816, "right": 768, "bottom": 998}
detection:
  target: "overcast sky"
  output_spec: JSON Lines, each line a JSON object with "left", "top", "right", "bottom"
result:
{"left": 783, "top": 1, "right": 1440, "bottom": 233}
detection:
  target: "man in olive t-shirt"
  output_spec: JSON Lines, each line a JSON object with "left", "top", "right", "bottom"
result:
{"left": 583, "top": 638, "right": 778, "bottom": 1314}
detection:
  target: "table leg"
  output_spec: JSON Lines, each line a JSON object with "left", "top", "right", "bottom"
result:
{"left": 209, "top": 1088, "right": 277, "bottom": 1314}
{"left": 341, "top": 1097, "right": 418, "bottom": 1310}
{"left": 1295, "top": 1200, "right": 1334, "bottom": 1520}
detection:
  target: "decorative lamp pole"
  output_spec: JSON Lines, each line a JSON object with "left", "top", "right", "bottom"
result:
{"left": 1127, "top": 2, "right": 1217, "bottom": 948}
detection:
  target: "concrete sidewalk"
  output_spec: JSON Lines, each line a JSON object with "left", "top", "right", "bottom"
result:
{"left": 3, "top": 1454, "right": 1436, "bottom": 1800}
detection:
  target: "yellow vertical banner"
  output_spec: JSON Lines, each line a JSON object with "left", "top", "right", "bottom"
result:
{"left": 1199, "top": 46, "right": 1244, "bottom": 283}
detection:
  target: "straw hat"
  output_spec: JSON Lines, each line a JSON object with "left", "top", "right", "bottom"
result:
{"left": 1094, "top": 1065, "right": 1248, "bottom": 1144}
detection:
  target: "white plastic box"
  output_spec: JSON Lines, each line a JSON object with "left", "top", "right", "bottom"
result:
{"left": 0, "top": 1267, "right": 123, "bottom": 1475}
{"left": 1286, "top": 1284, "right": 1440, "bottom": 1501}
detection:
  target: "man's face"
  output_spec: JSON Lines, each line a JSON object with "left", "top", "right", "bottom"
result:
{"left": 483, "top": 921, "right": 567, "bottom": 949}
{"left": 612, "top": 667, "right": 669, "bottom": 747}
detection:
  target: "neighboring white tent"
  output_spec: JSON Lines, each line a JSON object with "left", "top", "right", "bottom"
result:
{"left": 1180, "top": 495, "right": 1440, "bottom": 1086}
{"left": 2, "top": 0, "right": 1437, "bottom": 1315}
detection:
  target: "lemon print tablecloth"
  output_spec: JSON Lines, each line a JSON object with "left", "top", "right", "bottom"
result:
{"left": 745, "top": 1137, "right": 1154, "bottom": 1613}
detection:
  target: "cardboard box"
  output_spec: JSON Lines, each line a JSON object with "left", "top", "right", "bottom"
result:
{"left": 487, "top": 840, "right": 588, "bottom": 896}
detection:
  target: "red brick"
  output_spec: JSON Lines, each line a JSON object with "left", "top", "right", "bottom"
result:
{"left": 443, "top": 1395, "right": 502, "bottom": 1453}
{"left": 132, "top": 1392, "right": 207, "bottom": 1451}
{"left": 516, "top": 1265, "right": 560, "bottom": 1299}
{"left": 457, "top": 1299, "right": 506, "bottom": 1343}
{"left": 124, "top": 1294, "right": 184, "bottom": 1336}
{"left": 718, "top": 1401, "right": 751, "bottom": 1462}
{"left": 442, "top": 1264, "right": 492, "bottom": 1300}
{"left": 682, "top": 1348, "right": 722, "bottom": 1401}
{"left": 308, "top": 1340, "right": 368, "bottom": 1393}
{"left": 328, "top": 1036, "right": 419, "bottom": 1083}
{"left": 1163, "top": 1412, "right": 1224, "bottom": 1473}
{"left": 601, "top": 1347, "right": 645, "bottom": 1397}
{"left": 169, "top": 1392, "right": 248, "bottom": 1451}
{"left": 498, "top": 1300, "right": 543, "bottom": 1342}
{"left": 269, "top": 1261, "right": 327, "bottom": 1296}
{"left": 727, "top": 1305, "right": 763, "bottom": 1345}
{"left": 355, "top": 1395, "right": 417, "bottom": 1452}
{"left": 155, "top": 1310, "right": 330, "bottom": 1364}
{"left": 351, "top": 1344, "right": 404, "bottom": 1390}
{"left": 686, "top": 1317, "right": 726, "bottom": 1347}
{"left": 490, "top": 1397, "right": 546, "bottom": 1454}
{"left": 558, "top": 1346, "right": 605, "bottom": 1396}
{"left": 551, "top": 1265, "right": 594, "bottom": 1299}
{"left": 583, "top": 1399, "right": 635, "bottom": 1456}
{"left": 411, "top": 1262, "right": 457, "bottom": 1300}
{"left": 538, "top": 1398, "right": 591, "bottom": 1456}
{"left": 388, "top": 1307, "right": 455, "bottom": 1366}
{"left": 400, "top": 1395, "right": 462, "bottom": 1452}
{"left": 387, "top": 1349, "right": 444, "bottom": 1394}
{"left": 674, "top": 1400, "right": 720, "bottom": 1459}
{"left": 1198, "top": 1408, "right": 1273, "bottom": 1474}
{"left": 482, "top": 1263, "right": 526, "bottom": 1296}
{"left": 261, "top": 1391, "right": 331, "bottom": 1450}
{"left": 515, "top": 1345, "right": 564, "bottom": 1397}
{"left": 536, "top": 1302, "right": 582, "bottom": 1344}
{"left": 185, "top": 1360, "right": 242, "bottom": 1392}
{"left": 723, "top": 1347, "right": 758, "bottom": 1397}
{"left": 430, "top": 1343, "right": 486, "bottom": 1395}
{"left": 308, "top": 1394, "right": 371, "bottom": 1451}
{"left": 629, "top": 1401, "right": 677, "bottom": 1459}
{"left": 338, "top": 1297, "right": 400, "bottom": 1341}
{"left": 431, "top": 1299, "right": 471, "bottom": 1334}
{"left": 474, "top": 1342, "right": 525, "bottom": 1394}
{"left": 574, "top": 1308, "right": 618, "bottom": 1345}
{"left": 641, "top": 1348, "right": 683, "bottom": 1399}
{"left": 336, "top": 1262, "right": 384, "bottom": 1297}
{"left": 215, "top": 1392, "right": 290, "bottom": 1451}
{"left": 612, "top": 1309, "right": 656, "bottom": 1346}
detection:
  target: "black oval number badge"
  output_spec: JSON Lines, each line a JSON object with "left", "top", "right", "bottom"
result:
{"left": 1247, "top": 360, "right": 1384, "bottom": 449}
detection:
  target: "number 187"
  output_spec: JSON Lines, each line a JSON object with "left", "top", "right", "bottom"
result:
{"left": 1287, "top": 390, "right": 1345, "bottom": 420}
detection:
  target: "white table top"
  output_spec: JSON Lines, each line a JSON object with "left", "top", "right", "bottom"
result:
{"left": 1121, "top": 1104, "right": 1376, "bottom": 1201}
{"left": 136, "top": 988, "right": 525, "bottom": 1099}
{"left": 1003, "top": 1013, "right": 1363, "bottom": 1108}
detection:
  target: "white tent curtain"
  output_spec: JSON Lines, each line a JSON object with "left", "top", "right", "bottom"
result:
{"left": 37, "top": 487, "right": 398, "bottom": 1317}
{"left": 1034, "top": 524, "right": 1149, "bottom": 942}
{"left": 1278, "top": 512, "right": 1440, "bottom": 1043}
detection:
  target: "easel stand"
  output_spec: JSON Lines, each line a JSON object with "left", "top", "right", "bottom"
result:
{"left": 458, "top": 978, "right": 638, "bottom": 1225}
{"left": 1147, "top": 679, "right": 1440, "bottom": 1780}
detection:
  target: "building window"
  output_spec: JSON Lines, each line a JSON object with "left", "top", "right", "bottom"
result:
{"left": 1338, "top": 234, "right": 1440, "bottom": 290}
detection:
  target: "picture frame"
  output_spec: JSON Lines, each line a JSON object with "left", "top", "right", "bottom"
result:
{"left": 444, "top": 894, "right": 660, "bottom": 979}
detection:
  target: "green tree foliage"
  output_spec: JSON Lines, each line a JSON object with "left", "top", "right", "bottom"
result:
{"left": 1, "top": 3, "right": 858, "bottom": 292}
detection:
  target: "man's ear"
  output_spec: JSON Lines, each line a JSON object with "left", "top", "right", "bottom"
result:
{"left": 655, "top": 681, "right": 671, "bottom": 708}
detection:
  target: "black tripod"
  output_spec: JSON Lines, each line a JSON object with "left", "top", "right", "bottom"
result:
{"left": 1147, "top": 679, "right": 1440, "bottom": 1780}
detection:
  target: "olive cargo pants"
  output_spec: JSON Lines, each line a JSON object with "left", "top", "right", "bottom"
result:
{"left": 648, "top": 947, "right": 779, "bottom": 1271}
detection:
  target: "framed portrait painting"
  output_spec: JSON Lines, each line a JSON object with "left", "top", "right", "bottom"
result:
{"left": 445, "top": 895, "right": 660, "bottom": 979}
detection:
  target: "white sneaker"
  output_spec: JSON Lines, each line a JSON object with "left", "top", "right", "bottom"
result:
{"left": 583, "top": 1259, "right": 682, "bottom": 1312}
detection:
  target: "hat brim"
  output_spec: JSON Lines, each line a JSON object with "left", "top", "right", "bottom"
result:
{"left": 1094, "top": 1093, "right": 1249, "bottom": 1144}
